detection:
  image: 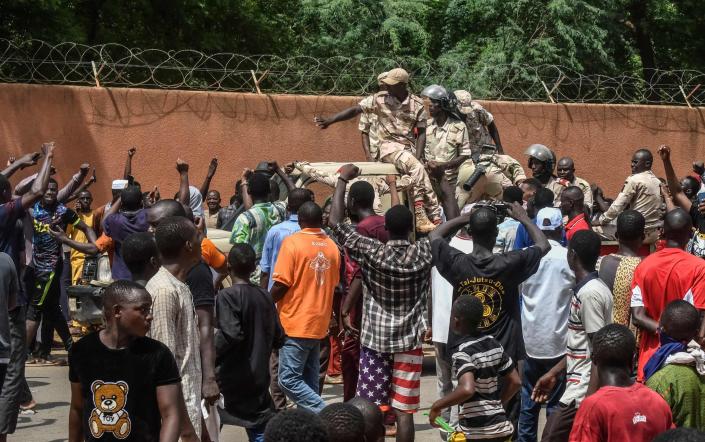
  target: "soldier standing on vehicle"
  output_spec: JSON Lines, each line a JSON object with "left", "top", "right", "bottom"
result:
{"left": 454, "top": 90, "right": 505, "bottom": 154}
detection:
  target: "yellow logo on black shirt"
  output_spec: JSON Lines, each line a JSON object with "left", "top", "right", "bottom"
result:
{"left": 458, "top": 277, "right": 504, "bottom": 328}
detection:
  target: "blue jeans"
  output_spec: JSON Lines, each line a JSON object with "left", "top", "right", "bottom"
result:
{"left": 246, "top": 426, "right": 265, "bottom": 442}
{"left": 278, "top": 337, "right": 325, "bottom": 412}
{"left": 518, "top": 355, "right": 566, "bottom": 442}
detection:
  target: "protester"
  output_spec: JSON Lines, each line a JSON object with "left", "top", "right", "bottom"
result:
{"left": 518, "top": 208, "right": 575, "bottom": 442}
{"left": 514, "top": 187, "right": 556, "bottom": 249}
{"left": 596, "top": 210, "right": 645, "bottom": 330}
{"left": 102, "top": 185, "right": 149, "bottom": 280}
{"left": 262, "top": 408, "right": 329, "bottom": 442}
{"left": 536, "top": 230, "right": 613, "bottom": 442}
{"left": 146, "top": 216, "right": 202, "bottom": 440}
{"left": 594, "top": 148, "right": 664, "bottom": 244}
{"left": 66, "top": 190, "right": 102, "bottom": 284}
{"left": 494, "top": 186, "right": 524, "bottom": 253}
{"left": 348, "top": 397, "right": 385, "bottom": 442}
{"left": 121, "top": 232, "right": 160, "bottom": 287}
{"left": 319, "top": 403, "right": 366, "bottom": 442}
{"left": 560, "top": 186, "right": 590, "bottom": 241}
{"left": 646, "top": 300, "right": 705, "bottom": 429}
{"left": 429, "top": 294, "right": 520, "bottom": 440}
{"left": 216, "top": 243, "right": 284, "bottom": 441}
{"left": 270, "top": 201, "right": 340, "bottom": 413}
{"left": 204, "top": 190, "right": 221, "bottom": 230}
{"left": 570, "top": 324, "right": 673, "bottom": 441}
{"left": 68, "top": 280, "right": 181, "bottom": 442}
{"left": 0, "top": 252, "right": 18, "bottom": 441}
{"left": 630, "top": 208, "right": 705, "bottom": 380}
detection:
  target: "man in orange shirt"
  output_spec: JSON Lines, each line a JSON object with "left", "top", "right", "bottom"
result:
{"left": 271, "top": 201, "right": 341, "bottom": 413}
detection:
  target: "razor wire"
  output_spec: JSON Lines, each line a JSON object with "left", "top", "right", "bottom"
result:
{"left": 0, "top": 39, "right": 704, "bottom": 106}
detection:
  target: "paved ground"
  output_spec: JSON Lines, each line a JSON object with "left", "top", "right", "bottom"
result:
{"left": 13, "top": 350, "right": 546, "bottom": 441}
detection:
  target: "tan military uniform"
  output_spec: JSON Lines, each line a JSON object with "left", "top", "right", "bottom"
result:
{"left": 358, "top": 95, "right": 380, "bottom": 160}
{"left": 456, "top": 92, "right": 494, "bottom": 151}
{"left": 456, "top": 152, "right": 527, "bottom": 206}
{"left": 424, "top": 116, "right": 471, "bottom": 187}
{"left": 570, "top": 175, "right": 593, "bottom": 210}
{"left": 359, "top": 92, "right": 441, "bottom": 220}
{"left": 293, "top": 161, "right": 412, "bottom": 216}
{"left": 596, "top": 170, "right": 664, "bottom": 243}
{"left": 546, "top": 176, "right": 570, "bottom": 207}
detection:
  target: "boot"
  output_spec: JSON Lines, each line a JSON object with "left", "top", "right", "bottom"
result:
{"left": 415, "top": 204, "right": 436, "bottom": 233}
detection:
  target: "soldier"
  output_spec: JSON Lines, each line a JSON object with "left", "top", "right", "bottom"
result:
{"left": 315, "top": 72, "right": 388, "bottom": 161}
{"left": 556, "top": 156, "right": 593, "bottom": 211}
{"left": 454, "top": 90, "right": 504, "bottom": 154}
{"left": 420, "top": 84, "right": 471, "bottom": 188}
{"left": 525, "top": 143, "right": 567, "bottom": 206}
{"left": 594, "top": 148, "right": 663, "bottom": 244}
{"left": 455, "top": 146, "right": 527, "bottom": 207}
{"left": 316, "top": 68, "right": 440, "bottom": 232}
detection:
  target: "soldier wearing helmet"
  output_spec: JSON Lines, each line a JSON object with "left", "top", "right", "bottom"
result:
{"left": 420, "top": 84, "right": 471, "bottom": 189}
{"left": 525, "top": 144, "right": 567, "bottom": 206}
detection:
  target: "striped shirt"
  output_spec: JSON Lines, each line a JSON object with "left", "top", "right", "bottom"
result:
{"left": 560, "top": 273, "right": 612, "bottom": 407}
{"left": 453, "top": 334, "right": 514, "bottom": 439}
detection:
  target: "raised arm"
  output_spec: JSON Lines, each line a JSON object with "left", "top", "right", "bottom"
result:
{"left": 240, "top": 168, "right": 253, "bottom": 210}
{"left": 329, "top": 164, "right": 360, "bottom": 226}
{"left": 386, "top": 175, "right": 400, "bottom": 207}
{"left": 58, "top": 164, "right": 89, "bottom": 203}
{"left": 314, "top": 105, "right": 363, "bottom": 129}
{"left": 123, "top": 147, "right": 136, "bottom": 180}
{"left": 1, "top": 152, "right": 40, "bottom": 178}
{"left": 429, "top": 213, "right": 470, "bottom": 243}
{"left": 65, "top": 168, "right": 97, "bottom": 203}
{"left": 268, "top": 161, "right": 295, "bottom": 193}
{"left": 199, "top": 158, "right": 218, "bottom": 198}
{"left": 176, "top": 159, "right": 190, "bottom": 206}
{"left": 658, "top": 144, "right": 692, "bottom": 211}
{"left": 508, "top": 202, "right": 550, "bottom": 255}
{"left": 22, "top": 143, "right": 55, "bottom": 209}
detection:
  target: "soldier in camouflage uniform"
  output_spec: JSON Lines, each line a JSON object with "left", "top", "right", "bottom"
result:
{"left": 524, "top": 144, "right": 567, "bottom": 206}
{"left": 455, "top": 146, "right": 527, "bottom": 206}
{"left": 556, "top": 156, "right": 593, "bottom": 211}
{"left": 420, "top": 84, "right": 471, "bottom": 188}
{"left": 454, "top": 90, "right": 504, "bottom": 154}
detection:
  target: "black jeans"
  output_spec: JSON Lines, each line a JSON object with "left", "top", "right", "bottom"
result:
{"left": 25, "top": 267, "right": 72, "bottom": 358}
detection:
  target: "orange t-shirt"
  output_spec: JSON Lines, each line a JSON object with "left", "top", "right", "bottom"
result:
{"left": 272, "top": 228, "right": 341, "bottom": 339}
{"left": 201, "top": 237, "right": 226, "bottom": 271}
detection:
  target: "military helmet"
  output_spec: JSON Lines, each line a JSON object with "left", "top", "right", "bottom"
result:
{"left": 420, "top": 84, "right": 449, "bottom": 101}
{"left": 524, "top": 144, "right": 555, "bottom": 170}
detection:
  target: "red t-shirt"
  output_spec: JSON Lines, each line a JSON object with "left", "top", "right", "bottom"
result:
{"left": 631, "top": 248, "right": 705, "bottom": 380}
{"left": 570, "top": 383, "right": 673, "bottom": 442}
{"left": 565, "top": 213, "right": 590, "bottom": 242}
{"left": 343, "top": 215, "right": 388, "bottom": 286}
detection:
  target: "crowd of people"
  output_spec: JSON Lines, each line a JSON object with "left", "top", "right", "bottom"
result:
{"left": 1, "top": 67, "right": 705, "bottom": 442}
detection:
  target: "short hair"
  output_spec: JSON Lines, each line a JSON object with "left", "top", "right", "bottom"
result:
{"left": 452, "top": 294, "right": 484, "bottom": 332}
{"left": 661, "top": 300, "right": 700, "bottom": 342}
{"left": 592, "top": 324, "right": 636, "bottom": 368}
{"left": 121, "top": 185, "right": 143, "bottom": 211}
{"left": 635, "top": 148, "right": 653, "bottom": 163}
{"left": 228, "top": 243, "right": 257, "bottom": 276}
{"left": 0, "top": 174, "right": 10, "bottom": 196}
{"left": 522, "top": 177, "right": 542, "bottom": 191}
{"left": 151, "top": 199, "right": 187, "bottom": 220}
{"left": 616, "top": 210, "right": 645, "bottom": 242}
{"left": 349, "top": 181, "right": 375, "bottom": 208}
{"left": 682, "top": 176, "right": 700, "bottom": 192}
{"left": 319, "top": 403, "right": 365, "bottom": 442}
{"left": 653, "top": 428, "right": 705, "bottom": 442}
{"left": 469, "top": 207, "right": 498, "bottom": 240}
{"left": 534, "top": 188, "right": 555, "bottom": 210}
{"left": 154, "top": 216, "right": 196, "bottom": 259}
{"left": 122, "top": 232, "right": 158, "bottom": 275}
{"left": 288, "top": 188, "right": 313, "bottom": 214}
{"left": 264, "top": 408, "right": 328, "bottom": 442}
{"left": 347, "top": 397, "right": 384, "bottom": 442}
{"left": 385, "top": 205, "right": 413, "bottom": 236}
{"left": 298, "top": 201, "right": 323, "bottom": 226}
{"left": 248, "top": 173, "right": 271, "bottom": 199}
{"left": 78, "top": 190, "right": 92, "bottom": 198}
{"left": 502, "top": 186, "right": 523, "bottom": 204}
{"left": 664, "top": 208, "right": 694, "bottom": 243}
{"left": 47, "top": 177, "right": 58, "bottom": 188}
{"left": 207, "top": 190, "right": 220, "bottom": 198}
{"left": 103, "top": 280, "right": 149, "bottom": 313}
{"left": 562, "top": 186, "right": 584, "bottom": 203}
{"left": 569, "top": 229, "right": 601, "bottom": 270}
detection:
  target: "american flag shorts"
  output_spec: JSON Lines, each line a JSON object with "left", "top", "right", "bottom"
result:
{"left": 356, "top": 346, "right": 423, "bottom": 412}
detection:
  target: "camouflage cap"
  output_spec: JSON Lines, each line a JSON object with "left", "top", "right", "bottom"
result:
{"left": 377, "top": 71, "right": 388, "bottom": 86}
{"left": 454, "top": 90, "right": 473, "bottom": 113}
{"left": 381, "top": 68, "right": 409, "bottom": 85}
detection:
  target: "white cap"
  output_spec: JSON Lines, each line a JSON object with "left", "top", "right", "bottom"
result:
{"left": 111, "top": 179, "right": 128, "bottom": 190}
{"left": 536, "top": 207, "right": 563, "bottom": 230}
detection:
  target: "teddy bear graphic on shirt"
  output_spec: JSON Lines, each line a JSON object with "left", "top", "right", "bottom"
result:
{"left": 89, "top": 380, "right": 132, "bottom": 439}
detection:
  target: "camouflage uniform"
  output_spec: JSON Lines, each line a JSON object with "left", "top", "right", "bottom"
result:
{"left": 455, "top": 90, "right": 495, "bottom": 151}
{"left": 293, "top": 161, "right": 412, "bottom": 215}
{"left": 425, "top": 116, "right": 472, "bottom": 188}
{"left": 456, "top": 151, "right": 526, "bottom": 206}
{"left": 358, "top": 94, "right": 380, "bottom": 160}
{"left": 595, "top": 170, "right": 663, "bottom": 244}
{"left": 359, "top": 91, "right": 441, "bottom": 220}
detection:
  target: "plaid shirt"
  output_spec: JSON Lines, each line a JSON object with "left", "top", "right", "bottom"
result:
{"left": 332, "top": 222, "right": 431, "bottom": 353}
{"left": 146, "top": 267, "right": 202, "bottom": 438}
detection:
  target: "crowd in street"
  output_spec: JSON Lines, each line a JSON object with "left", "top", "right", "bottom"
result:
{"left": 1, "top": 67, "right": 705, "bottom": 442}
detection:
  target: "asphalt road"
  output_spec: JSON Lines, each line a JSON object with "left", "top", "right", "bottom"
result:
{"left": 13, "top": 351, "right": 546, "bottom": 441}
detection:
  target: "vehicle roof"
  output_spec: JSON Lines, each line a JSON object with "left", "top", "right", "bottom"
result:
{"left": 306, "top": 162, "right": 400, "bottom": 176}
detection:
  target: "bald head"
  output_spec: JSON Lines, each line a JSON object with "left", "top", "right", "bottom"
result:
{"left": 148, "top": 199, "right": 187, "bottom": 230}
{"left": 631, "top": 148, "right": 653, "bottom": 174}
{"left": 664, "top": 208, "right": 693, "bottom": 248}
{"left": 556, "top": 157, "right": 576, "bottom": 181}
{"left": 559, "top": 186, "right": 584, "bottom": 217}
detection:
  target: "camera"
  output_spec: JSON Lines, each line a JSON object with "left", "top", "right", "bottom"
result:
{"left": 473, "top": 200, "right": 509, "bottom": 223}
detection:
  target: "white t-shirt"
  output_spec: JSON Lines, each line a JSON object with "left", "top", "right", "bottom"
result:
{"left": 431, "top": 234, "right": 473, "bottom": 344}
{"left": 519, "top": 240, "right": 575, "bottom": 359}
